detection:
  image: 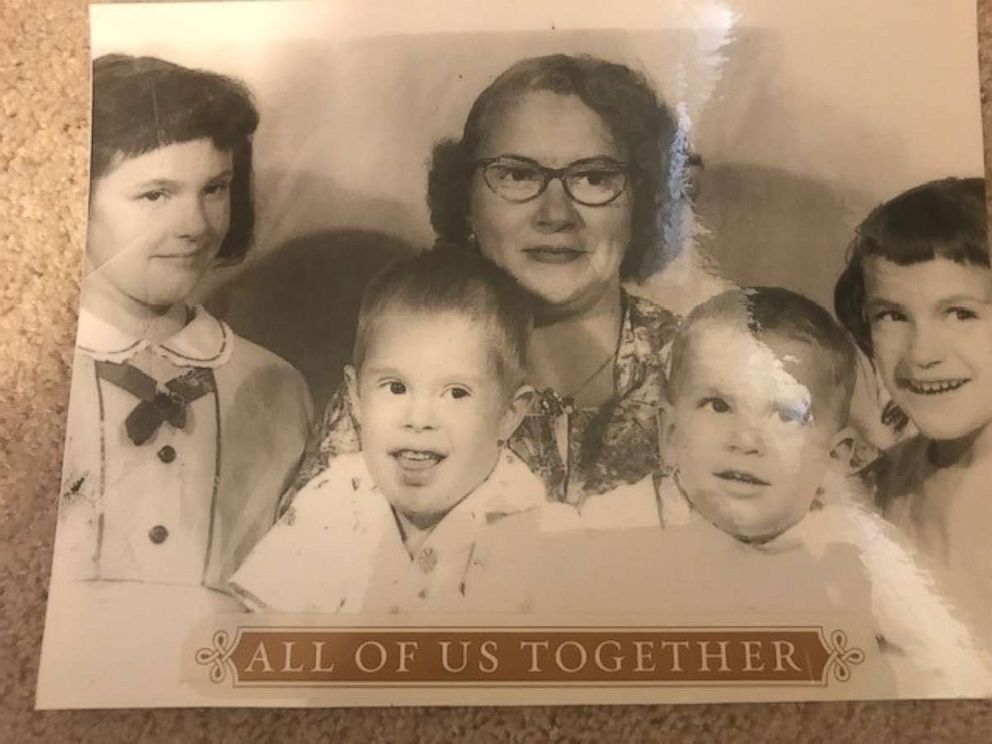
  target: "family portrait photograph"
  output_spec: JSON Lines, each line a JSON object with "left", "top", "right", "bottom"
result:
{"left": 31, "top": 0, "right": 992, "bottom": 709}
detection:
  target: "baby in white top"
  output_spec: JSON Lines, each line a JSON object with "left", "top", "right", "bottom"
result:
{"left": 579, "top": 286, "right": 991, "bottom": 696}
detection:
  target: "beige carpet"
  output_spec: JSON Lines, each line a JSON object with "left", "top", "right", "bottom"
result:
{"left": 4, "top": 1, "right": 992, "bottom": 740}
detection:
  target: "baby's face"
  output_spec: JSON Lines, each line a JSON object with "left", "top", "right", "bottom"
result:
{"left": 864, "top": 256, "right": 992, "bottom": 442}
{"left": 87, "top": 138, "right": 233, "bottom": 311}
{"left": 667, "top": 320, "right": 842, "bottom": 541}
{"left": 353, "top": 309, "right": 520, "bottom": 529}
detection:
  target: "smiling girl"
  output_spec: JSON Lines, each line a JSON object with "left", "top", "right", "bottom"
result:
{"left": 40, "top": 54, "right": 314, "bottom": 705}
{"left": 835, "top": 177, "right": 992, "bottom": 639}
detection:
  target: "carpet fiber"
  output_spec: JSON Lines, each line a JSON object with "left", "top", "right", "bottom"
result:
{"left": 4, "top": 1, "right": 992, "bottom": 741}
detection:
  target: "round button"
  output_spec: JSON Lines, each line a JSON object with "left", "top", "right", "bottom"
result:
{"left": 157, "top": 445, "right": 177, "bottom": 463}
{"left": 148, "top": 525, "right": 169, "bottom": 544}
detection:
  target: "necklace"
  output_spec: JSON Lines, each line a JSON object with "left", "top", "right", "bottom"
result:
{"left": 537, "top": 350, "right": 614, "bottom": 417}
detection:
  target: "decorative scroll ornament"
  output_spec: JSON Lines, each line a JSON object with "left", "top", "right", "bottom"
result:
{"left": 824, "top": 629, "right": 866, "bottom": 682}
{"left": 194, "top": 629, "right": 237, "bottom": 684}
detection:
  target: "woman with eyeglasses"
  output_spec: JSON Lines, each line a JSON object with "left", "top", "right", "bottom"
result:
{"left": 298, "top": 54, "right": 683, "bottom": 506}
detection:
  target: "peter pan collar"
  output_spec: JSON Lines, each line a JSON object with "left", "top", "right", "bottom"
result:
{"left": 75, "top": 305, "right": 233, "bottom": 369}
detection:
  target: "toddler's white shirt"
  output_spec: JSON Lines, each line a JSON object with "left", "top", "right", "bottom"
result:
{"left": 228, "top": 448, "right": 565, "bottom": 614}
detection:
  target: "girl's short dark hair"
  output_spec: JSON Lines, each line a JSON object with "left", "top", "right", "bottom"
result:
{"left": 427, "top": 54, "right": 682, "bottom": 281}
{"left": 834, "top": 177, "right": 988, "bottom": 357}
{"left": 91, "top": 54, "right": 260, "bottom": 264}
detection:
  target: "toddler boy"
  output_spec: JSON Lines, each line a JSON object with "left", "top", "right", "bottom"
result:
{"left": 575, "top": 287, "right": 989, "bottom": 696}
{"left": 229, "top": 251, "right": 569, "bottom": 613}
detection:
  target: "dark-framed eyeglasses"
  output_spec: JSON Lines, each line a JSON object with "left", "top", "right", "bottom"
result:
{"left": 475, "top": 156, "right": 632, "bottom": 207}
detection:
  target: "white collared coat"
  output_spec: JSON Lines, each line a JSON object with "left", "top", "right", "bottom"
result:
{"left": 51, "top": 305, "right": 313, "bottom": 588}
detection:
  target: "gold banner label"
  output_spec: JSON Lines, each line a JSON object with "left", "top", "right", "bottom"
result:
{"left": 195, "top": 627, "right": 864, "bottom": 687}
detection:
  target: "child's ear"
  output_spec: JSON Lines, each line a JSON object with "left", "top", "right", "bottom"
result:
{"left": 827, "top": 426, "right": 879, "bottom": 475}
{"left": 344, "top": 364, "right": 361, "bottom": 426}
{"left": 498, "top": 384, "right": 534, "bottom": 442}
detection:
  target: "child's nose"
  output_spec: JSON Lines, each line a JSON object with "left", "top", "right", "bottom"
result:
{"left": 174, "top": 195, "right": 211, "bottom": 240}
{"left": 403, "top": 392, "right": 438, "bottom": 432}
{"left": 906, "top": 319, "right": 945, "bottom": 369}
{"left": 725, "top": 418, "right": 766, "bottom": 456}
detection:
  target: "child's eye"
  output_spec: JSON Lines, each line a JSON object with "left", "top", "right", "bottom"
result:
{"left": 445, "top": 387, "right": 471, "bottom": 400}
{"left": 384, "top": 381, "right": 406, "bottom": 395}
{"left": 870, "top": 309, "right": 907, "bottom": 323}
{"left": 947, "top": 306, "right": 979, "bottom": 321}
{"left": 138, "top": 190, "right": 168, "bottom": 203}
{"left": 776, "top": 404, "right": 812, "bottom": 425}
{"left": 204, "top": 181, "right": 230, "bottom": 198}
{"left": 698, "top": 396, "right": 731, "bottom": 413}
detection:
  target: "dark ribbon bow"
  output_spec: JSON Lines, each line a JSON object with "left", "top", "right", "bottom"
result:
{"left": 95, "top": 360, "right": 216, "bottom": 445}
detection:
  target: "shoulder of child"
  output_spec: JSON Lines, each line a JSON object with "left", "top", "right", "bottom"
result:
{"left": 579, "top": 475, "right": 661, "bottom": 530}
{"left": 477, "top": 448, "right": 552, "bottom": 515}
{"left": 228, "top": 331, "right": 299, "bottom": 375}
{"left": 844, "top": 495, "right": 992, "bottom": 695}
{"left": 220, "top": 318, "right": 313, "bottom": 415}
{"left": 873, "top": 435, "right": 930, "bottom": 515}
{"left": 799, "top": 488, "right": 992, "bottom": 694}
{"left": 227, "top": 452, "right": 389, "bottom": 612}
{"left": 774, "top": 486, "right": 891, "bottom": 563}
{"left": 282, "top": 453, "right": 381, "bottom": 523}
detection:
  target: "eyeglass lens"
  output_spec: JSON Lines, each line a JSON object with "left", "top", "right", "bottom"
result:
{"left": 482, "top": 161, "right": 628, "bottom": 206}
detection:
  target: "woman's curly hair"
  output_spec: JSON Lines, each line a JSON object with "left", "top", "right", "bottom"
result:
{"left": 91, "top": 54, "right": 260, "bottom": 264}
{"left": 427, "top": 54, "right": 682, "bottom": 281}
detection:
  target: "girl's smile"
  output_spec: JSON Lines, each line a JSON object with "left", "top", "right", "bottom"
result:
{"left": 900, "top": 377, "right": 970, "bottom": 396}
{"left": 865, "top": 256, "right": 992, "bottom": 443}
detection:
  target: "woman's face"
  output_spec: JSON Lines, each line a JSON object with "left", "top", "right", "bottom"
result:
{"left": 86, "top": 138, "right": 233, "bottom": 312}
{"left": 469, "top": 90, "right": 633, "bottom": 313}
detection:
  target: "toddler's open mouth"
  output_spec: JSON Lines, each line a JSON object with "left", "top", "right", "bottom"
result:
{"left": 902, "top": 378, "right": 969, "bottom": 396}
{"left": 390, "top": 448, "right": 446, "bottom": 471}
{"left": 714, "top": 469, "right": 770, "bottom": 487}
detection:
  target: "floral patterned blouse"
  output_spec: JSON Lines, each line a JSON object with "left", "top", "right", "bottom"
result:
{"left": 293, "top": 292, "right": 678, "bottom": 505}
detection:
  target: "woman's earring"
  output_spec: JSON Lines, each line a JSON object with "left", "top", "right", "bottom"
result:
{"left": 464, "top": 217, "right": 479, "bottom": 251}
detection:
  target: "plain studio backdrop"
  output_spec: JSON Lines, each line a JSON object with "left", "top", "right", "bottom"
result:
{"left": 89, "top": 0, "right": 984, "bottom": 407}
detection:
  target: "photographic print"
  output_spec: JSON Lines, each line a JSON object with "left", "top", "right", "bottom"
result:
{"left": 36, "top": 0, "right": 992, "bottom": 708}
